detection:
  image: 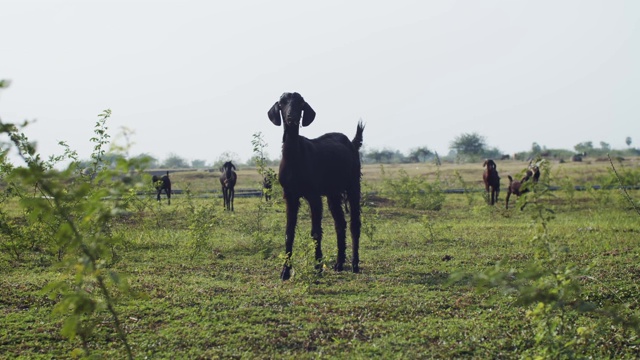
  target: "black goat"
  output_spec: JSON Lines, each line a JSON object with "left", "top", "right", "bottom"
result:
{"left": 262, "top": 171, "right": 276, "bottom": 201}
{"left": 152, "top": 171, "right": 171, "bottom": 205}
{"left": 505, "top": 165, "right": 540, "bottom": 209}
{"left": 482, "top": 159, "right": 500, "bottom": 205}
{"left": 268, "top": 92, "right": 364, "bottom": 281}
{"left": 219, "top": 161, "right": 237, "bottom": 211}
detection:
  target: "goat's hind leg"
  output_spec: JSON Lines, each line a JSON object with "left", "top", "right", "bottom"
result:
{"left": 328, "top": 194, "right": 347, "bottom": 272}
{"left": 347, "top": 188, "right": 361, "bottom": 273}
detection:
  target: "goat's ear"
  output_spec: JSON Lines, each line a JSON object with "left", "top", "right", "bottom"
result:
{"left": 301, "top": 102, "right": 316, "bottom": 127}
{"left": 232, "top": 163, "right": 236, "bottom": 170}
{"left": 268, "top": 102, "right": 282, "bottom": 126}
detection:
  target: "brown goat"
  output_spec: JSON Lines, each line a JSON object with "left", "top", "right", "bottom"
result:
{"left": 482, "top": 159, "right": 500, "bottom": 205}
{"left": 505, "top": 165, "right": 540, "bottom": 209}
{"left": 268, "top": 92, "right": 364, "bottom": 281}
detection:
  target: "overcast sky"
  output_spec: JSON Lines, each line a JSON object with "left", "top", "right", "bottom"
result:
{"left": 2, "top": 0, "right": 639, "bottom": 165}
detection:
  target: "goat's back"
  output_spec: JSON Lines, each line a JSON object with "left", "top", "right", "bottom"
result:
{"left": 152, "top": 174, "right": 171, "bottom": 189}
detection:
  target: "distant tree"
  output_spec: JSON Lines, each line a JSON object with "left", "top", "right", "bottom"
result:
{"left": 574, "top": 141, "right": 594, "bottom": 154}
{"left": 434, "top": 151, "right": 441, "bottom": 166}
{"left": 379, "top": 149, "right": 397, "bottom": 163}
{"left": 450, "top": 132, "right": 486, "bottom": 155}
{"left": 162, "top": 153, "right": 189, "bottom": 168}
{"left": 363, "top": 148, "right": 405, "bottom": 164}
{"left": 408, "top": 147, "right": 432, "bottom": 163}
{"left": 599, "top": 141, "right": 611, "bottom": 152}
{"left": 483, "top": 147, "right": 502, "bottom": 159}
{"left": 191, "top": 159, "right": 207, "bottom": 168}
{"left": 214, "top": 151, "right": 241, "bottom": 168}
{"left": 364, "top": 148, "right": 385, "bottom": 163}
{"left": 132, "top": 153, "right": 158, "bottom": 168}
{"left": 626, "top": 136, "right": 632, "bottom": 147}
{"left": 531, "top": 142, "right": 542, "bottom": 154}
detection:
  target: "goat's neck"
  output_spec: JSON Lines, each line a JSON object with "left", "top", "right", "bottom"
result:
{"left": 281, "top": 125, "right": 302, "bottom": 162}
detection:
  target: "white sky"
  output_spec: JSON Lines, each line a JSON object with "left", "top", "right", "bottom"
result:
{"left": 2, "top": 0, "right": 639, "bottom": 164}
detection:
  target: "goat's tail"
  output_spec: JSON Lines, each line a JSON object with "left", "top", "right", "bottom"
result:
{"left": 507, "top": 175, "right": 513, "bottom": 184}
{"left": 352, "top": 120, "right": 365, "bottom": 151}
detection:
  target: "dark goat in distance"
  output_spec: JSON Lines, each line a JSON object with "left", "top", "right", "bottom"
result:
{"left": 262, "top": 176, "right": 272, "bottom": 201}
{"left": 268, "top": 92, "right": 365, "bottom": 281}
{"left": 262, "top": 171, "right": 276, "bottom": 201}
{"left": 505, "top": 165, "right": 540, "bottom": 209}
{"left": 152, "top": 171, "right": 171, "bottom": 205}
{"left": 219, "top": 161, "right": 237, "bottom": 211}
{"left": 482, "top": 159, "right": 500, "bottom": 205}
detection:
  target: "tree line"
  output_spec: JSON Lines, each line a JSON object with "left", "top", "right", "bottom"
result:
{"left": 76, "top": 132, "right": 639, "bottom": 170}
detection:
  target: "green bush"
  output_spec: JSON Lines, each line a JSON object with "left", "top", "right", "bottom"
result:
{"left": 380, "top": 166, "right": 445, "bottom": 210}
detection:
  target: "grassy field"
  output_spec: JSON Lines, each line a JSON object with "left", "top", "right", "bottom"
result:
{"left": 2, "top": 158, "right": 640, "bottom": 359}
{"left": 166, "top": 156, "right": 639, "bottom": 193}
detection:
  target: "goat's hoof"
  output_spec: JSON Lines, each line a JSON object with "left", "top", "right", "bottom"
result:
{"left": 352, "top": 264, "right": 360, "bottom": 273}
{"left": 280, "top": 266, "right": 291, "bottom": 281}
{"left": 333, "top": 263, "right": 344, "bottom": 272}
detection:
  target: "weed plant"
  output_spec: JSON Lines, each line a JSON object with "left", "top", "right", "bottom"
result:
{"left": 380, "top": 165, "right": 445, "bottom": 210}
{"left": 1, "top": 110, "right": 140, "bottom": 358}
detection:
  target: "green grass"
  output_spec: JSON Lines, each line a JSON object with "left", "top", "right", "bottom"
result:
{"left": 2, "top": 161, "right": 640, "bottom": 359}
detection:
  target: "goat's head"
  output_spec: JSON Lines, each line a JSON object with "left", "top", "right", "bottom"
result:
{"left": 268, "top": 92, "right": 316, "bottom": 128}
{"left": 220, "top": 161, "right": 236, "bottom": 173}
{"left": 483, "top": 159, "right": 497, "bottom": 170}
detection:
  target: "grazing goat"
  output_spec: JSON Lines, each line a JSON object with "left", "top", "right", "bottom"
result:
{"left": 219, "top": 161, "right": 237, "bottom": 211}
{"left": 268, "top": 92, "right": 364, "bottom": 281}
{"left": 152, "top": 171, "right": 171, "bottom": 205}
{"left": 505, "top": 165, "right": 540, "bottom": 209}
{"left": 262, "top": 174, "right": 273, "bottom": 201}
{"left": 482, "top": 159, "right": 500, "bottom": 205}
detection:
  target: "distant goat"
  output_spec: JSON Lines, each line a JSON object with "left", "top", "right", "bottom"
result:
{"left": 505, "top": 165, "right": 540, "bottom": 209}
{"left": 262, "top": 174, "right": 273, "bottom": 201}
{"left": 219, "top": 161, "right": 237, "bottom": 211}
{"left": 268, "top": 92, "right": 364, "bottom": 281}
{"left": 482, "top": 159, "right": 500, "bottom": 205}
{"left": 152, "top": 171, "right": 171, "bottom": 205}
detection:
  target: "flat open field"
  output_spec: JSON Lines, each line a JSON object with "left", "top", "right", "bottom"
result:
{"left": 2, "top": 158, "right": 640, "bottom": 359}
{"left": 164, "top": 156, "right": 640, "bottom": 193}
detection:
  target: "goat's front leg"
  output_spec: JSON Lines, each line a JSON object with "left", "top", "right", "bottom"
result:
{"left": 222, "top": 188, "right": 226, "bottom": 210}
{"left": 230, "top": 188, "right": 234, "bottom": 211}
{"left": 307, "top": 196, "right": 324, "bottom": 274}
{"left": 281, "top": 196, "right": 300, "bottom": 281}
